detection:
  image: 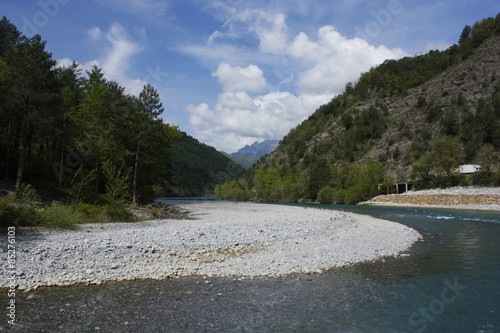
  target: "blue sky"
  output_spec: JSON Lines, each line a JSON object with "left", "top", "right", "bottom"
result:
{"left": 2, "top": 0, "right": 500, "bottom": 153}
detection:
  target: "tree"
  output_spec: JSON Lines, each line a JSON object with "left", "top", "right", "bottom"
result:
{"left": 132, "top": 84, "right": 164, "bottom": 203}
{"left": 308, "top": 159, "right": 331, "bottom": 199}
{"left": 344, "top": 160, "right": 385, "bottom": 204}
{"left": 317, "top": 185, "right": 334, "bottom": 204}
{"left": 458, "top": 25, "right": 472, "bottom": 45}
{"left": 0, "top": 16, "right": 20, "bottom": 55}
{"left": 2, "top": 35, "right": 57, "bottom": 192}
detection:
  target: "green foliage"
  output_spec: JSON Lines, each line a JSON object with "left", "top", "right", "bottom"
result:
{"left": 167, "top": 132, "right": 245, "bottom": 197}
{"left": 0, "top": 193, "right": 41, "bottom": 229}
{"left": 39, "top": 203, "right": 85, "bottom": 229}
{"left": 103, "top": 204, "right": 137, "bottom": 222}
{"left": 0, "top": 17, "right": 183, "bottom": 218}
{"left": 353, "top": 17, "right": 498, "bottom": 99}
{"left": 216, "top": 14, "right": 500, "bottom": 205}
{"left": 343, "top": 161, "right": 385, "bottom": 205}
{"left": 102, "top": 160, "right": 131, "bottom": 205}
{"left": 317, "top": 186, "right": 334, "bottom": 204}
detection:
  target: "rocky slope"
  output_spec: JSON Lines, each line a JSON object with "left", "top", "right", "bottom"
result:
{"left": 260, "top": 35, "right": 500, "bottom": 176}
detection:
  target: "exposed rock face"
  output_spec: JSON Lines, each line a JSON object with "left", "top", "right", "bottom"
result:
{"left": 258, "top": 35, "right": 500, "bottom": 175}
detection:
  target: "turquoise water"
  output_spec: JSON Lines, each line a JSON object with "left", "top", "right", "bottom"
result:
{"left": 8, "top": 204, "right": 500, "bottom": 332}
{"left": 156, "top": 196, "right": 218, "bottom": 204}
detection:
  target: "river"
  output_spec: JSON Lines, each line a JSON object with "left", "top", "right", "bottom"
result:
{"left": 5, "top": 203, "right": 500, "bottom": 332}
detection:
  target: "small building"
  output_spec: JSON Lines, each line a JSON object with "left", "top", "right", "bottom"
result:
{"left": 379, "top": 182, "right": 413, "bottom": 194}
{"left": 459, "top": 165, "right": 481, "bottom": 174}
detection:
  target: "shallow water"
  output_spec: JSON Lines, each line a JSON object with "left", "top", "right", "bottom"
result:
{"left": 4, "top": 204, "right": 500, "bottom": 332}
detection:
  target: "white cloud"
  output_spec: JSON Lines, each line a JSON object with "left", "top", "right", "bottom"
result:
{"left": 100, "top": 23, "right": 145, "bottom": 81}
{"left": 57, "top": 23, "right": 148, "bottom": 96}
{"left": 87, "top": 26, "right": 102, "bottom": 41}
{"left": 55, "top": 57, "right": 74, "bottom": 68}
{"left": 254, "top": 12, "right": 288, "bottom": 54}
{"left": 185, "top": 7, "right": 408, "bottom": 152}
{"left": 212, "top": 63, "right": 267, "bottom": 93}
{"left": 187, "top": 90, "right": 323, "bottom": 153}
{"left": 289, "top": 25, "right": 407, "bottom": 95}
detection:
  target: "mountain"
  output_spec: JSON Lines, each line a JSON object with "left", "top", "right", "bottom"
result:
{"left": 223, "top": 153, "right": 261, "bottom": 170}
{"left": 164, "top": 132, "right": 245, "bottom": 197}
{"left": 216, "top": 15, "right": 500, "bottom": 204}
{"left": 231, "top": 140, "right": 280, "bottom": 157}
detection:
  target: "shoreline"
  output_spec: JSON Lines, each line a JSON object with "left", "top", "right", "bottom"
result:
{"left": 360, "top": 201, "right": 500, "bottom": 212}
{"left": 361, "top": 186, "right": 500, "bottom": 212}
{"left": 0, "top": 202, "right": 421, "bottom": 292}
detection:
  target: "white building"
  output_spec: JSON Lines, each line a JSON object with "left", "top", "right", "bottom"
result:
{"left": 459, "top": 165, "right": 481, "bottom": 174}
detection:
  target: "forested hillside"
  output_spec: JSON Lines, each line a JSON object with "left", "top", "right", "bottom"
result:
{"left": 0, "top": 17, "right": 230, "bottom": 228}
{"left": 0, "top": 16, "right": 179, "bottom": 207}
{"left": 165, "top": 132, "right": 245, "bottom": 197}
{"left": 216, "top": 14, "right": 500, "bottom": 204}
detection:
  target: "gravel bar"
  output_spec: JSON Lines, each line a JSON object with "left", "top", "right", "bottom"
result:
{"left": 1, "top": 202, "right": 421, "bottom": 291}
{"left": 400, "top": 186, "right": 500, "bottom": 196}
{"left": 363, "top": 186, "right": 500, "bottom": 211}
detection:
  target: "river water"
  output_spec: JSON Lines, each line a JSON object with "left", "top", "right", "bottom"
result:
{"left": 5, "top": 204, "right": 500, "bottom": 332}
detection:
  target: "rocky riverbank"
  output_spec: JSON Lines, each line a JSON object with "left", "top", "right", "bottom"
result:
{"left": 362, "top": 186, "right": 500, "bottom": 211}
{"left": 0, "top": 202, "right": 421, "bottom": 291}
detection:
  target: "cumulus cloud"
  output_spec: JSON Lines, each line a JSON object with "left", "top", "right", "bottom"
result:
{"left": 184, "top": 6, "right": 408, "bottom": 152}
{"left": 213, "top": 63, "right": 267, "bottom": 93}
{"left": 187, "top": 90, "right": 329, "bottom": 153}
{"left": 290, "top": 26, "right": 407, "bottom": 95}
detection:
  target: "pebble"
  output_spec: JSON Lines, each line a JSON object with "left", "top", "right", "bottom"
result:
{"left": 0, "top": 203, "right": 421, "bottom": 291}
{"left": 401, "top": 186, "right": 500, "bottom": 196}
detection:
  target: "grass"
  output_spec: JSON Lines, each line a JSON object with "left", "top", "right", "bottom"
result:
{"left": 0, "top": 185, "right": 187, "bottom": 231}
{"left": 0, "top": 196, "right": 140, "bottom": 230}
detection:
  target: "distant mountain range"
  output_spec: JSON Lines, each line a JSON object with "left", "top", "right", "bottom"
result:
{"left": 231, "top": 140, "right": 280, "bottom": 157}
{"left": 224, "top": 139, "right": 280, "bottom": 169}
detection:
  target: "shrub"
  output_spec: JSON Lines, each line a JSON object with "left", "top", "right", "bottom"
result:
{"left": 104, "top": 204, "right": 137, "bottom": 222}
{"left": 333, "top": 189, "right": 346, "bottom": 204}
{"left": 75, "top": 203, "right": 109, "bottom": 223}
{"left": 0, "top": 194, "right": 42, "bottom": 229}
{"left": 317, "top": 186, "right": 334, "bottom": 204}
{"left": 39, "top": 203, "right": 85, "bottom": 229}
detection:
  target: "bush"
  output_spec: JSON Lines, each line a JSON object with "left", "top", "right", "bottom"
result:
{"left": 317, "top": 186, "right": 334, "bottom": 204}
{"left": 39, "top": 203, "right": 85, "bottom": 229}
{"left": 0, "top": 194, "right": 42, "bottom": 229}
{"left": 333, "top": 189, "right": 346, "bottom": 204}
{"left": 104, "top": 204, "right": 137, "bottom": 222}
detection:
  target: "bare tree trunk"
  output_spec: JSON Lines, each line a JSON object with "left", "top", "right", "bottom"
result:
{"left": 58, "top": 146, "right": 64, "bottom": 187}
{"left": 15, "top": 132, "right": 25, "bottom": 194}
{"left": 132, "top": 140, "right": 140, "bottom": 204}
{"left": 5, "top": 122, "right": 11, "bottom": 180}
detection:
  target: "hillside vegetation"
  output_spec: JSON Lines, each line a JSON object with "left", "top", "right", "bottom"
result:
{"left": 0, "top": 17, "right": 240, "bottom": 228}
{"left": 165, "top": 132, "right": 245, "bottom": 197}
{"left": 216, "top": 14, "right": 500, "bottom": 204}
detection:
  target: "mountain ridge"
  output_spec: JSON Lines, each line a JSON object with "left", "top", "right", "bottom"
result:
{"left": 216, "top": 15, "right": 500, "bottom": 204}
{"left": 231, "top": 139, "right": 280, "bottom": 157}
